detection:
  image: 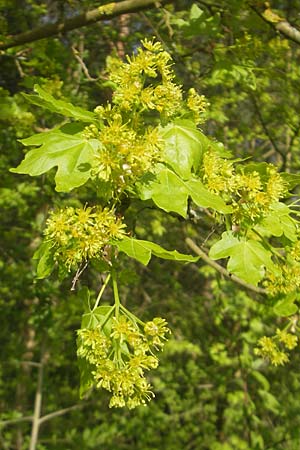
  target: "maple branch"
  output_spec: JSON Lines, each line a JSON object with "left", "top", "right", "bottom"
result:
{"left": 29, "top": 347, "right": 45, "bottom": 450}
{"left": 39, "top": 403, "right": 90, "bottom": 425}
{"left": 0, "top": 416, "right": 33, "bottom": 426}
{"left": 185, "top": 237, "right": 266, "bottom": 296}
{"left": 249, "top": 2, "right": 300, "bottom": 46}
{"left": 0, "top": 0, "right": 176, "bottom": 51}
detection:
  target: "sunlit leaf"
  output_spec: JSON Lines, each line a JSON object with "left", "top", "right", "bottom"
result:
{"left": 138, "top": 165, "right": 232, "bottom": 217}
{"left": 23, "top": 84, "right": 97, "bottom": 123}
{"left": 11, "top": 123, "right": 101, "bottom": 192}
{"left": 114, "top": 236, "right": 199, "bottom": 265}
{"left": 209, "top": 231, "right": 275, "bottom": 285}
{"left": 160, "top": 119, "right": 205, "bottom": 178}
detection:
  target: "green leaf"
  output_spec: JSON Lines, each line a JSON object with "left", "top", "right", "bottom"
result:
{"left": 251, "top": 371, "right": 270, "bottom": 391}
{"left": 78, "top": 357, "right": 94, "bottom": 399}
{"left": 209, "top": 231, "right": 275, "bottom": 285}
{"left": 138, "top": 166, "right": 231, "bottom": 217}
{"left": 273, "top": 293, "right": 298, "bottom": 317}
{"left": 81, "top": 305, "right": 114, "bottom": 329}
{"left": 11, "top": 123, "right": 101, "bottom": 192}
{"left": 160, "top": 119, "right": 205, "bottom": 178}
{"left": 114, "top": 236, "right": 199, "bottom": 265}
{"left": 33, "top": 241, "right": 55, "bottom": 279}
{"left": 258, "top": 389, "right": 280, "bottom": 414}
{"left": 23, "top": 84, "right": 97, "bottom": 123}
{"left": 256, "top": 202, "right": 297, "bottom": 241}
{"left": 281, "top": 172, "right": 300, "bottom": 189}
{"left": 190, "top": 4, "right": 204, "bottom": 21}
{"left": 79, "top": 286, "right": 91, "bottom": 313}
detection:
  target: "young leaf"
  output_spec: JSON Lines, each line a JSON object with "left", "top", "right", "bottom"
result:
{"left": 81, "top": 305, "right": 114, "bottom": 329}
{"left": 273, "top": 293, "right": 298, "bottom": 317}
{"left": 160, "top": 119, "right": 205, "bottom": 178}
{"left": 77, "top": 357, "right": 94, "bottom": 399}
{"left": 138, "top": 165, "right": 231, "bottom": 217}
{"left": 209, "top": 231, "right": 275, "bottom": 285}
{"left": 255, "top": 202, "right": 297, "bottom": 241}
{"left": 23, "top": 84, "right": 97, "bottom": 123}
{"left": 11, "top": 123, "right": 101, "bottom": 192}
{"left": 113, "top": 236, "right": 199, "bottom": 265}
{"left": 33, "top": 241, "right": 55, "bottom": 279}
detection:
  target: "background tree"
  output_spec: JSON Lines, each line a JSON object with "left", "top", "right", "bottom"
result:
{"left": 1, "top": 1, "right": 300, "bottom": 449}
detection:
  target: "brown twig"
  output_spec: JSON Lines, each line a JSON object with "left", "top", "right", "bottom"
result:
{"left": 185, "top": 237, "right": 267, "bottom": 296}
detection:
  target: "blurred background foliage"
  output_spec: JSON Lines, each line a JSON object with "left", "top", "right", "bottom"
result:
{"left": 1, "top": 0, "right": 300, "bottom": 449}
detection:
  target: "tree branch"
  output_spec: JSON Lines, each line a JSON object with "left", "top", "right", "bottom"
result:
{"left": 0, "top": 0, "right": 176, "bottom": 51}
{"left": 250, "top": 93, "right": 287, "bottom": 166}
{"left": 185, "top": 237, "right": 267, "bottom": 296}
{"left": 29, "top": 348, "right": 45, "bottom": 450}
{"left": 249, "top": 2, "right": 300, "bottom": 46}
{"left": 39, "top": 403, "right": 90, "bottom": 425}
{"left": 0, "top": 403, "right": 91, "bottom": 428}
{"left": 0, "top": 416, "right": 33, "bottom": 426}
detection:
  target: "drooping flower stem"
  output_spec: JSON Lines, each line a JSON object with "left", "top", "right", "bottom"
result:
{"left": 92, "top": 273, "right": 111, "bottom": 311}
{"left": 112, "top": 269, "right": 120, "bottom": 319}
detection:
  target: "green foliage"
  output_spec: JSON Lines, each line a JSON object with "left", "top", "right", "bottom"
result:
{"left": 9, "top": 36, "right": 300, "bottom": 412}
{"left": 209, "top": 231, "right": 275, "bottom": 285}
{"left": 115, "top": 236, "right": 199, "bottom": 265}
{"left": 3, "top": 0, "right": 300, "bottom": 448}
{"left": 12, "top": 123, "right": 100, "bottom": 192}
{"left": 23, "top": 84, "right": 98, "bottom": 122}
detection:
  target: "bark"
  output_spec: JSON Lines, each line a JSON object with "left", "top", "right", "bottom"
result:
{"left": 0, "top": 0, "right": 176, "bottom": 51}
{"left": 249, "top": 3, "right": 300, "bottom": 46}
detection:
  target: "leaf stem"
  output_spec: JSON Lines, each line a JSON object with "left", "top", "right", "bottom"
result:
{"left": 120, "top": 304, "right": 145, "bottom": 327}
{"left": 112, "top": 269, "right": 120, "bottom": 319}
{"left": 92, "top": 273, "right": 111, "bottom": 311}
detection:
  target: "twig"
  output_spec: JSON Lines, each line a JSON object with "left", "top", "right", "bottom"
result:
{"left": 39, "top": 403, "right": 89, "bottom": 425}
{"left": 0, "top": 0, "right": 176, "bottom": 51}
{"left": 0, "top": 416, "right": 33, "bottom": 426}
{"left": 185, "top": 237, "right": 266, "bottom": 296}
{"left": 71, "top": 262, "right": 88, "bottom": 291}
{"left": 29, "top": 346, "right": 46, "bottom": 450}
{"left": 250, "top": 94, "right": 286, "bottom": 166}
{"left": 15, "top": 58, "right": 25, "bottom": 77}
{"left": 249, "top": 2, "right": 300, "bottom": 46}
{"left": 71, "top": 46, "right": 99, "bottom": 82}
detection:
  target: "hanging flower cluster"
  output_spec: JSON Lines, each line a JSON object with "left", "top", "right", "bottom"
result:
{"left": 77, "top": 311, "right": 170, "bottom": 409}
{"left": 44, "top": 206, "right": 126, "bottom": 270}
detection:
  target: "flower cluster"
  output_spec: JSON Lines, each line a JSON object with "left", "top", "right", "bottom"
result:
{"left": 186, "top": 88, "right": 209, "bottom": 125}
{"left": 108, "top": 38, "right": 183, "bottom": 117}
{"left": 254, "top": 328, "right": 298, "bottom": 366}
{"left": 82, "top": 40, "right": 208, "bottom": 194}
{"left": 44, "top": 206, "right": 126, "bottom": 270}
{"left": 89, "top": 116, "right": 162, "bottom": 190}
{"left": 202, "top": 149, "right": 287, "bottom": 226}
{"left": 77, "top": 313, "right": 170, "bottom": 409}
{"left": 264, "top": 263, "right": 300, "bottom": 295}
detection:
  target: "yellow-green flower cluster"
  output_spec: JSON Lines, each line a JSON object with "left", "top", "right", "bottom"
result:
{"left": 44, "top": 206, "right": 126, "bottom": 270}
{"left": 84, "top": 40, "right": 208, "bottom": 193}
{"left": 107, "top": 38, "right": 182, "bottom": 118}
{"left": 187, "top": 88, "right": 209, "bottom": 125}
{"left": 254, "top": 329, "right": 298, "bottom": 366}
{"left": 88, "top": 116, "right": 162, "bottom": 188}
{"left": 264, "top": 263, "right": 300, "bottom": 295}
{"left": 202, "top": 149, "right": 287, "bottom": 226}
{"left": 77, "top": 314, "right": 170, "bottom": 409}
